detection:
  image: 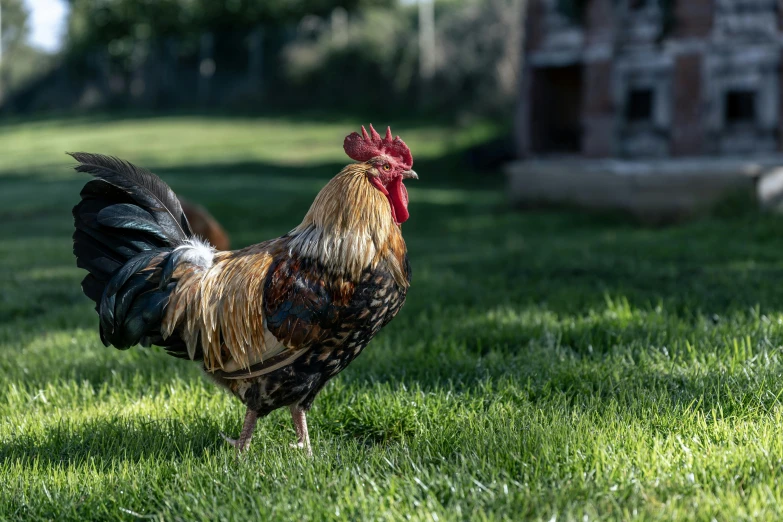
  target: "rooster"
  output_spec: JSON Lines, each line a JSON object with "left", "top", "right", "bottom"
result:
{"left": 71, "top": 125, "right": 416, "bottom": 455}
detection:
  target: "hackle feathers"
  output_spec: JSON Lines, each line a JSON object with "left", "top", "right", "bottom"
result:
{"left": 289, "top": 163, "right": 408, "bottom": 288}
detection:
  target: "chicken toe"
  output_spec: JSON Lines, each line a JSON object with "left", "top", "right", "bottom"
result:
{"left": 221, "top": 408, "right": 258, "bottom": 452}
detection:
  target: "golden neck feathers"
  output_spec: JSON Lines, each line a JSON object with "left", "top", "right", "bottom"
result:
{"left": 288, "top": 163, "right": 408, "bottom": 288}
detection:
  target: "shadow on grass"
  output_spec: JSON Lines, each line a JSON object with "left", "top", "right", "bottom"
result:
{"left": 0, "top": 414, "right": 227, "bottom": 467}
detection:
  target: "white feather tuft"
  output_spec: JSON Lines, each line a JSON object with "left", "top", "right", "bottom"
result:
{"left": 174, "top": 237, "right": 216, "bottom": 269}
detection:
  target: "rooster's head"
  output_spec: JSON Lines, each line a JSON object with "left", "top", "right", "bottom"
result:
{"left": 344, "top": 124, "right": 417, "bottom": 225}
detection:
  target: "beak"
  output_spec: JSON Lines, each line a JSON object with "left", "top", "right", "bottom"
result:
{"left": 402, "top": 169, "right": 418, "bottom": 180}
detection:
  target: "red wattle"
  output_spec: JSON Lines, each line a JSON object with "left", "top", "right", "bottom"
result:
{"left": 387, "top": 176, "right": 409, "bottom": 224}
{"left": 369, "top": 176, "right": 410, "bottom": 225}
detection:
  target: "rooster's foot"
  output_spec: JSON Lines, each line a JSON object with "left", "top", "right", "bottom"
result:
{"left": 221, "top": 408, "right": 259, "bottom": 452}
{"left": 289, "top": 405, "right": 313, "bottom": 457}
{"left": 220, "top": 432, "right": 248, "bottom": 451}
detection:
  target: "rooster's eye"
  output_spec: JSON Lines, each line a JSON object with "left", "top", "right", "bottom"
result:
{"left": 383, "top": 164, "right": 390, "bottom": 171}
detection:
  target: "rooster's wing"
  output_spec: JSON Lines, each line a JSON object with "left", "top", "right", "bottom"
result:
{"left": 163, "top": 246, "right": 366, "bottom": 375}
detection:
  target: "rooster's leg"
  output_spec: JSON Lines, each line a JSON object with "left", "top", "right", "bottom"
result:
{"left": 289, "top": 405, "right": 312, "bottom": 456}
{"left": 220, "top": 408, "right": 258, "bottom": 452}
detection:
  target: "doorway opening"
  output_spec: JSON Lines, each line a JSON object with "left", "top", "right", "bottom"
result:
{"left": 530, "top": 65, "right": 584, "bottom": 154}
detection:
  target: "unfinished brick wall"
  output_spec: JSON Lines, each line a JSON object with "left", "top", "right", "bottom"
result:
{"left": 582, "top": 60, "right": 614, "bottom": 158}
{"left": 673, "top": 0, "right": 713, "bottom": 38}
{"left": 672, "top": 54, "right": 705, "bottom": 156}
{"left": 519, "top": 0, "right": 781, "bottom": 158}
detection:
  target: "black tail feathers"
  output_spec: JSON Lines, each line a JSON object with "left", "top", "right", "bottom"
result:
{"left": 71, "top": 153, "right": 192, "bottom": 351}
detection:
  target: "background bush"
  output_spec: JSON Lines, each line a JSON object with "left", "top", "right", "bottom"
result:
{"left": 2, "top": 0, "right": 526, "bottom": 123}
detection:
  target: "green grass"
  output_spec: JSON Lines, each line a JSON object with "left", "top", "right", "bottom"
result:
{"left": 2, "top": 114, "right": 783, "bottom": 520}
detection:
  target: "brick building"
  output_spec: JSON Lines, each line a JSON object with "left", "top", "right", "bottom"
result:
{"left": 518, "top": 0, "right": 783, "bottom": 158}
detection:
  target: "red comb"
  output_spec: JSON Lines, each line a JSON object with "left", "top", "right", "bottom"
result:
{"left": 343, "top": 124, "right": 413, "bottom": 169}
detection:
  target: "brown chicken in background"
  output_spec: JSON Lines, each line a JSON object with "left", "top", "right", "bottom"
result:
{"left": 179, "top": 198, "right": 230, "bottom": 251}
{"left": 70, "top": 125, "right": 416, "bottom": 455}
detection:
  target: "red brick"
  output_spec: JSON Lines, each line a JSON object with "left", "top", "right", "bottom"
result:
{"left": 582, "top": 60, "right": 614, "bottom": 157}
{"left": 525, "top": 0, "right": 547, "bottom": 52}
{"left": 584, "top": 0, "right": 615, "bottom": 44}
{"left": 672, "top": 54, "right": 704, "bottom": 156}
{"left": 673, "top": 0, "right": 713, "bottom": 38}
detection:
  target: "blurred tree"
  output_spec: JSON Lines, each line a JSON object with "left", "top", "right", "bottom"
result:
{"left": 57, "top": 0, "right": 401, "bottom": 109}
{"left": 282, "top": 0, "right": 524, "bottom": 118}
{"left": 433, "top": 0, "right": 525, "bottom": 117}
{"left": 1, "top": 0, "right": 29, "bottom": 50}
{"left": 8, "top": 0, "right": 512, "bottom": 116}
{"left": 282, "top": 6, "right": 417, "bottom": 111}
{"left": 0, "top": 0, "right": 46, "bottom": 102}
{"left": 64, "top": 0, "right": 398, "bottom": 50}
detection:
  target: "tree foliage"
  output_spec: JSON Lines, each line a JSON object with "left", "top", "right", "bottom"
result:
{"left": 64, "top": 0, "right": 397, "bottom": 51}
{"left": 1, "top": 0, "right": 53, "bottom": 99}
{"left": 283, "top": 0, "right": 524, "bottom": 117}
{"left": 1, "top": 0, "right": 29, "bottom": 53}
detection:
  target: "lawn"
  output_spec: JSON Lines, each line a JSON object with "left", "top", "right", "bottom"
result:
{"left": 2, "top": 114, "right": 783, "bottom": 521}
